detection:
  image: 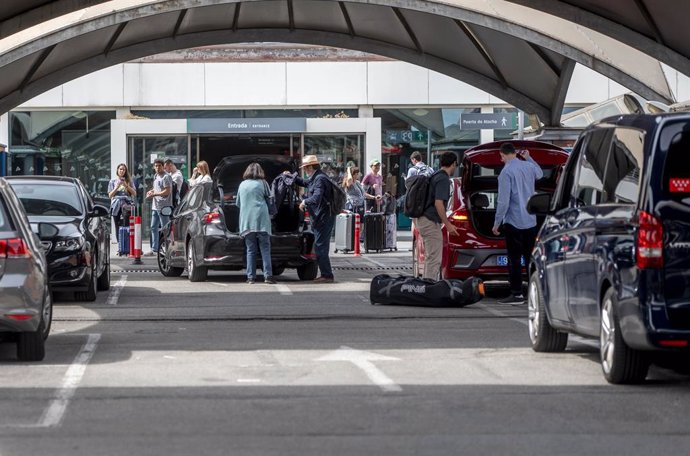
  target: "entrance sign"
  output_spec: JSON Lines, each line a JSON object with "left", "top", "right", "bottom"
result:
{"left": 459, "top": 113, "right": 518, "bottom": 129}
{"left": 187, "top": 118, "right": 307, "bottom": 134}
{"left": 385, "top": 130, "right": 428, "bottom": 143}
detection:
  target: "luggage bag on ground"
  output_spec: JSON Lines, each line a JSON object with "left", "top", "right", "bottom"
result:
{"left": 370, "top": 274, "right": 484, "bottom": 307}
{"left": 118, "top": 226, "right": 130, "bottom": 256}
{"left": 384, "top": 213, "right": 397, "bottom": 251}
{"left": 334, "top": 212, "right": 356, "bottom": 253}
{"left": 363, "top": 212, "right": 385, "bottom": 253}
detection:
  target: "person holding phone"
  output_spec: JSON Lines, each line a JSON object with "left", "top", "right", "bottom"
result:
{"left": 108, "top": 163, "right": 136, "bottom": 241}
{"left": 189, "top": 160, "right": 212, "bottom": 187}
{"left": 492, "top": 142, "right": 543, "bottom": 305}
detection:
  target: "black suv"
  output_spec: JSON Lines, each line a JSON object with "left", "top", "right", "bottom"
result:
{"left": 157, "top": 155, "right": 317, "bottom": 282}
{"left": 527, "top": 113, "right": 690, "bottom": 384}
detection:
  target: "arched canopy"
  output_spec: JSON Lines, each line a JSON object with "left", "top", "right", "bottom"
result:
{"left": 0, "top": 0, "right": 680, "bottom": 125}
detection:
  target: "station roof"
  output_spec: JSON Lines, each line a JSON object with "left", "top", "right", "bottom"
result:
{"left": 0, "top": 0, "right": 686, "bottom": 125}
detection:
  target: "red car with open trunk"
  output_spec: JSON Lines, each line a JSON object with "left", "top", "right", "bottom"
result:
{"left": 412, "top": 140, "right": 569, "bottom": 282}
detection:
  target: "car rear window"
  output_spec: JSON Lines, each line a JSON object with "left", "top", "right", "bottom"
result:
{"left": 660, "top": 121, "right": 690, "bottom": 203}
{"left": 0, "top": 197, "right": 12, "bottom": 231}
{"left": 10, "top": 183, "right": 83, "bottom": 216}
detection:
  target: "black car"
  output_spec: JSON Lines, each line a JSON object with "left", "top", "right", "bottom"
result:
{"left": 526, "top": 112, "right": 690, "bottom": 384}
{"left": 157, "top": 155, "right": 317, "bottom": 282}
{"left": 6, "top": 176, "right": 111, "bottom": 301}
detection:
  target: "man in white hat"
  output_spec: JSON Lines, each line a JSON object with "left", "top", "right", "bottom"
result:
{"left": 294, "top": 155, "right": 336, "bottom": 283}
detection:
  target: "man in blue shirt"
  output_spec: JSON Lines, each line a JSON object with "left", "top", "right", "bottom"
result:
{"left": 493, "top": 143, "right": 543, "bottom": 304}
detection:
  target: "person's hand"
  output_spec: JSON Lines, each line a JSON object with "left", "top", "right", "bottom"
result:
{"left": 375, "top": 195, "right": 382, "bottom": 200}
{"left": 492, "top": 226, "right": 501, "bottom": 236}
{"left": 446, "top": 223, "right": 459, "bottom": 237}
{"left": 299, "top": 202, "right": 306, "bottom": 211}
{"left": 519, "top": 150, "right": 530, "bottom": 160}
{"left": 146, "top": 190, "right": 154, "bottom": 199}
{"left": 283, "top": 171, "right": 291, "bottom": 175}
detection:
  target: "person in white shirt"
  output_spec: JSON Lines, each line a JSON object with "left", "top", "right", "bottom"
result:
{"left": 189, "top": 160, "right": 212, "bottom": 187}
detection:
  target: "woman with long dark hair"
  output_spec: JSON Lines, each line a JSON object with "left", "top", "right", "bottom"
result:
{"left": 108, "top": 163, "right": 136, "bottom": 241}
{"left": 236, "top": 162, "right": 275, "bottom": 284}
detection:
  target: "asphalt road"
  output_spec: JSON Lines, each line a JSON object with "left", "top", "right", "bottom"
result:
{"left": 1, "top": 239, "right": 689, "bottom": 456}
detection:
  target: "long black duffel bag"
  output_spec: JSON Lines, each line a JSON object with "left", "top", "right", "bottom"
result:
{"left": 370, "top": 274, "right": 484, "bottom": 307}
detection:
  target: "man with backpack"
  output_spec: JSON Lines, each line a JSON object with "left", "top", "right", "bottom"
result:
{"left": 164, "top": 159, "right": 188, "bottom": 207}
{"left": 413, "top": 152, "right": 459, "bottom": 280}
{"left": 294, "top": 155, "right": 337, "bottom": 283}
{"left": 406, "top": 150, "right": 434, "bottom": 179}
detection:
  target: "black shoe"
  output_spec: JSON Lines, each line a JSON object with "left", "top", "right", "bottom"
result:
{"left": 247, "top": 279, "right": 255, "bottom": 284}
{"left": 498, "top": 294, "right": 525, "bottom": 305}
{"left": 264, "top": 277, "right": 277, "bottom": 284}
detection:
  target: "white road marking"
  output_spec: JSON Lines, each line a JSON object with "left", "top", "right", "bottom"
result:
{"left": 237, "top": 378, "right": 262, "bottom": 383}
{"left": 37, "top": 333, "right": 101, "bottom": 428}
{"left": 106, "top": 275, "right": 127, "bottom": 306}
{"left": 209, "top": 282, "right": 228, "bottom": 287}
{"left": 357, "top": 294, "right": 370, "bottom": 304}
{"left": 275, "top": 284, "right": 293, "bottom": 296}
{"left": 317, "top": 346, "right": 401, "bottom": 392}
{"left": 477, "top": 303, "right": 599, "bottom": 349}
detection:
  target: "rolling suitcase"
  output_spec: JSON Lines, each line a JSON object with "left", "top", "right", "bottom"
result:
{"left": 118, "top": 226, "right": 130, "bottom": 256}
{"left": 334, "top": 212, "right": 356, "bottom": 253}
{"left": 363, "top": 212, "right": 385, "bottom": 253}
{"left": 384, "top": 213, "right": 397, "bottom": 251}
{"left": 370, "top": 274, "right": 485, "bottom": 308}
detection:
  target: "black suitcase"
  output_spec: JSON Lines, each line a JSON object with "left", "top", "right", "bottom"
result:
{"left": 363, "top": 212, "right": 385, "bottom": 253}
{"left": 370, "top": 274, "right": 484, "bottom": 307}
{"left": 118, "top": 226, "right": 130, "bottom": 256}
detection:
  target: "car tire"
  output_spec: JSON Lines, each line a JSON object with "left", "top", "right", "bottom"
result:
{"left": 17, "top": 289, "right": 50, "bottom": 361}
{"left": 158, "top": 240, "right": 183, "bottom": 277}
{"left": 75, "top": 260, "right": 98, "bottom": 302}
{"left": 187, "top": 241, "right": 207, "bottom": 282}
{"left": 600, "top": 287, "right": 650, "bottom": 384}
{"left": 297, "top": 262, "right": 318, "bottom": 281}
{"left": 97, "top": 253, "right": 110, "bottom": 291}
{"left": 528, "top": 271, "right": 568, "bottom": 352}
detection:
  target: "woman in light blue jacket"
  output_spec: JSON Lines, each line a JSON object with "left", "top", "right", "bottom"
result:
{"left": 236, "top": 163, "right": 275, "bottom": 284}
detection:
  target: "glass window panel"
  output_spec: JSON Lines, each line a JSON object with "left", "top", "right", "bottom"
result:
{"left": 602, "top": 128, "right": 644, "bottom": 204}
{"left": 573, "top": 129, "right": 611, "bottom": 206}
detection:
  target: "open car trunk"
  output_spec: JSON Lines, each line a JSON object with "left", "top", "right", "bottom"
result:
{"left": 213, "top": 154, "right": 302, "bottom": 234}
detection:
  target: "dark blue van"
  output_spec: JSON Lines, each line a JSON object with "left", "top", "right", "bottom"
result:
{"left": 526, "top": 113, "right": 690, "bottom": 384}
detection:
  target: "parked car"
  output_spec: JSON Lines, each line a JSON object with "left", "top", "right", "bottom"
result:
{"left": 157, "top": 155, "right": 317, "bottom": 282}
{"left": 526, "top": 113, "right": 690, "bottom": 384}
{"left": 0, "top": 177, "right": 56, "bottom": 361}
{"left": 5, "top": 176, "right": 111, "bottom": 301}
{"left": 412, "top": 140, "right": 569, "bottom": 281}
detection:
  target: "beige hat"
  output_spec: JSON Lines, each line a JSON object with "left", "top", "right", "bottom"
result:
{"left": 300, "top": 155, "right": 320, "bottom": 168}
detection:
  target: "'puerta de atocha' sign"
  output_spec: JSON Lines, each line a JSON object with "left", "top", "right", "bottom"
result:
{"left": 459, "top": 113, "right": 518, "bottom": 130}
{"left": 187, "top": 118, "right": 307, "bottom": 134}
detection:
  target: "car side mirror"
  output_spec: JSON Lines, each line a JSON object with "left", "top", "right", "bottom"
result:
{"left": 90, "top": 204, "right": 109, "bottom": 218}
{"left": 36, "top": 222, "right": 59, "bottom": 239}
{"left": 160, "top": 206, "right": 173, "bottom": 217}
{"left": 527, "top": 193, "right": 553, "bottom": 215}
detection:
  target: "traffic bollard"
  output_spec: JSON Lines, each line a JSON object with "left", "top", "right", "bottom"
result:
{"left": 132, "top": 215, "right": 143, "bottom": 265}
{"left": 354, "top": 213, "right": 361, "bottom": 256}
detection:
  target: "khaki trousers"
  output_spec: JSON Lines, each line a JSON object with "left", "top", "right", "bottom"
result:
{"left": 416, "top": 216, "right": 443, "bottom": 280}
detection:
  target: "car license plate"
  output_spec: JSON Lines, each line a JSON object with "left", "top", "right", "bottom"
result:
{"left": 496, "top": 255, "right": 525, "bottom": 266}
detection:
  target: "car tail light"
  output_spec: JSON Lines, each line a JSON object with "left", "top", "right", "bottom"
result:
{"left": 0, "top": 238, "right": 30, "bottom": 258}
{"left": 450, "top": 208, "right": 469, "bottom": 223}
{"left": 636, "top": 211, "right": 663, "bottom": 269}
{"left": 659, "top": 340, "right": 688, "bottom": 347}
{"left": 203, "top": 211, "right": 221, "bottom": 224}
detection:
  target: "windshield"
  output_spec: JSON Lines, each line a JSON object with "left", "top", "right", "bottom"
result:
{"left": 10, "top": 182, "right": 83, "bottom": 216}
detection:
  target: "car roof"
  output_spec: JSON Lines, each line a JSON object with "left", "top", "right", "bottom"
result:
{"left": 4, "top": 175, "right": 82, "bottom": 186}
{"left": 595, "top": 112, "right": 690, "bottom": 131}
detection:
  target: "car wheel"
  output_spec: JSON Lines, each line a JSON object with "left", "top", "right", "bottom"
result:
{"left": 158, "top": 239, "right": 184, "bottom": 277}
{"left": 272, "top": 266, "right": 285, "bottom": 277}
{"left": 17, "top": 290, "right": 49, "bottom": 361}
{"left": 297, "top": 262, "right": 318, "bottom": 281}
{"left": 97, "top": 253, "right": 110, "bottom": 291}
{"left": 75, "top": 260, "right": 98, "bottom": 302}
{"left": 600, "top": 287, "right": 650, "bottom": 384}
{"left": 528, "top": 271, "right": 568, "bottom": 352}
{"left": 41, "top": 285, "right": 53, "bottom": 341}
{"left": 187, "top": 241, "right": 207, "bottom": 282}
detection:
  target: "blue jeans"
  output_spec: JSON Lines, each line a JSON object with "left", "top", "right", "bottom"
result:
{"left": 313, "top": 215, "right": 336, "bottom": 278}
{"left": 150, "top": 209, "right": 170, "bottom": 253}
{"left": 245, "top": 231, "right": 272, "bottom": 280}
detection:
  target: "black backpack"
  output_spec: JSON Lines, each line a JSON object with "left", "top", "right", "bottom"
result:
{"left": 404, "top": 172, "right": 436, "bottom": 217}
{"left": 324, "top": 176, "right": 347, "bottom": 216}
{"left": 172, "top": 179, "right": 189, "bottom": 208}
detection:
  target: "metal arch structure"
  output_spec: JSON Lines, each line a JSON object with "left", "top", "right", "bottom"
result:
{"left": 0, "top": 1, "right": 680, "bottom": 126}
